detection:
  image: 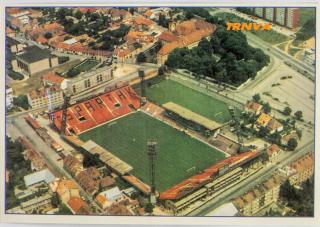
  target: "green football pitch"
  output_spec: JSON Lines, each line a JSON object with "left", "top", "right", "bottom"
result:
{"left": 79, "top": 111, "right": 225, "bottom": 192}
{"left": 146, "top": 79, "right": 232, "bottom": 123}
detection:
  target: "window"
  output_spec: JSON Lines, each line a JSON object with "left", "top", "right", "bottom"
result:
{"left": 73, "top": 85, "right": 76, "bottom": 94}
{"left": 84, "top": 79, "right": 91, "bottom": 88}
{"left": 96, "top": 74, "right": 103, "bottom": 83}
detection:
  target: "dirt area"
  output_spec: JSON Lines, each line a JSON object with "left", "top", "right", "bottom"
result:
{"left": 114, "top": 63, "right": 140, "bottom": 78}
{"left": 242, "top": 62, "right": 315, "bottom": 123}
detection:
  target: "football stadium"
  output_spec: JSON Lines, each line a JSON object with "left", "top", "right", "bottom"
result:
{"left": 50, "top": 82, "right": 263, "bottom": 214}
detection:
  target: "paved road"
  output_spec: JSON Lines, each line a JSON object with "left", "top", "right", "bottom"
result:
{"left": 188, "top": 139, "right": 314, "bottom": 216}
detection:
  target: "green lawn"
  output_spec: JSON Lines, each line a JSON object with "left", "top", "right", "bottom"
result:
{"left": 79, "top": 111, "right": 225, "bottom": 192}
{"left": 146, "top": 79, "right": 231, "bottom": 123}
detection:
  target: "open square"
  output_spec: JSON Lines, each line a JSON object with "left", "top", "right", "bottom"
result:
{"left": 79, "top": 111, "right": 226, "bottom": 192}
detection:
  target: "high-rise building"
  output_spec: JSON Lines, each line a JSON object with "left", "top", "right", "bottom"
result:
{"left": 286, "top": 8, "right": 300, "bottom": 28}
{"left": 265, "top": 8, "right": 275, "bottom": 22}
{"left": 275, "top": 8, "right": 286, "bottom": 26}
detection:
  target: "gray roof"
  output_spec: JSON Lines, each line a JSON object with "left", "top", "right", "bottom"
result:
{"left": 24, "top": 168, "right": 55, "bottom": 187}
{"left": 17, "top": 46, "right": 54, "bottom": 64}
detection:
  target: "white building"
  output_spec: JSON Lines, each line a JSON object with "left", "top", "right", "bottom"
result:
{"left": 6, "top": 86, "right": 14, "bottom": 109}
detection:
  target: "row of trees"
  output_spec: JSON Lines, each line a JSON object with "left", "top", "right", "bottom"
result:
{"left": 6, "top": 136, "right": 32, "bottom": 209}
{"left": 165, "top": 25, "right": 270, "bottom": 86}
{"left": 280, "top": 178, "right": 314, "bottom": 216}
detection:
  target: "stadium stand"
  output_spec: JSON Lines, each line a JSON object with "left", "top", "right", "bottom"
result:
{"left": 50, "top": 86, "right": 140, "bottom": 135}
{"left": 81, "top": 140, "right": 133, "bottom": 175}
{"left": 160, "top": 151, "right": 259, "bottom": 201}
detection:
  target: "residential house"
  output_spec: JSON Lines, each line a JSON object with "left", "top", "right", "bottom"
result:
{"left": 133, "top": 16, "right": 155, "bottom": 31}
{"left": 107, "top": 203, "right": 133, "bottom": 215}
{"left": 27, "top": 85, "right": 64, "bottom": 109}
{"left": 100, "top": 187, "right": 123, "bottom": 202}
{"left": 256, "top": 113, "right": 272, "bottom": 127}
{"left": 24, "top": 168, "right": 55, "bottom": 187}
{"left": 100, "top": 176, "right": 116, "bottom": 190}
{"left": 63, "top": 154, "right": 84, "bottom": 177}
{"left": 12, "top": 46, "right": 59, "bottom": 76}
{"left": 266, "top": 144, "right": 282, "bottom": 162}
{"left": 245, "top": 101, "right": 263, "bottom": 116}
{"left": 233, "top": 175, "right": 282, "bottom": 216}
{"left": 158, "top": 31, "right": 178, "bottom": 45}
{"left": 42, "top": 71, "right": 67, "bottom": 90}
{"left": 51, "top": 179, "right": 81, "bottom": 204}
{"left": 67, "top": 196, "right": 92, "bottom": 215}
{"left": 266, "top": 118, "right": 283, "bottom": 134}
{"left": 7, "top": 37, "right": 25, "bottom": 53}
{"left": 76, "top": 167, "right": 101, "bottom": 195}
{"left": 6, "top": 85, "right": 14, "bottom": 109}
{"left": 281, "top": 130, "right": 299, "bottom": 146}
{"left": 287, "top": 153, "right": 314, "bottom": 186}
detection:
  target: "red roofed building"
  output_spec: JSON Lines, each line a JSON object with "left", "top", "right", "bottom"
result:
{"left": 42, "top": 71, "right": 67, "bottom": 89}
{"left": 67, "top": 196, "right": 92, "bottom": 214}
{"left": 133, "top": 16, "right": 155, "bottom": 31}
{"left": 266, "top": 144, "right": 282, "bottom": 161}
{"left": 158, "top": 31, "right": 178, "bottom": 45}
{"left": 157, "top": 19, "right": 216, "bottom": 64}
{"left": 288, "top": 152, "right": 314, "bottom": 186}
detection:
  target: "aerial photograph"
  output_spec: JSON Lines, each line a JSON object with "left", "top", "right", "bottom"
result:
{"left": 4, "top": 6, "right": 315, "bottom": 217}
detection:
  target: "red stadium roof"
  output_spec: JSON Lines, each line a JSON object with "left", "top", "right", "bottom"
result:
{"left": 50, "top": 86, "right": 140, "bottom": 135}
{"left": 159, "top": 151, "right": 259, "bottom": 200}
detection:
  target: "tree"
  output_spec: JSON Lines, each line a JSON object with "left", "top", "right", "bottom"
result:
{"left": 185, "top": 11, "right": 194, "bottom": 20}
{"left": 287, "top": 138, "right": 298, "bottom": 151}
{"left": 252, "top": 94, "right": 261, "bottom": 102}
{"left": 263, "top": 102, "right": 271, "bottom": 114}
{"left": 258, "top": 126, "right": 269, "bottom": 138}
{"left": 283, "top": 107, "right": 292, "bottom": 116}
{"left": 13, "top": 95, "right": 29, "bottom": 110}
{"left": 129, "top": 8, "right": 135, "bottom": 15}
{"left": 158, "top": 14, "right": 169, "bottom": 28}
{"left": 136, "top": 52, "right": 147, "bottom": 63}
{"left": 144, "top": 203, "right": 154, "bottom": 214}
{"left": 74, "top": 10, "right": 83, "bottom": 20}
{"left": 294, "top": 111, "right": 303, "bottom": 121}
{"left": 44, "top": 32, "right": 52, "bottom": 39}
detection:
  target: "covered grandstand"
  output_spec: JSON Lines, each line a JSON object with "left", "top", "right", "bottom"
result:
{"left": 162, "top": 102, "right": 222, "bottom": 136}
{"left": 159, "top": 151, "right": 262, "bottom": 213}
{"left": 50, "top": 85, "right": 140, "bottom": 135}
{"left": 81, "top": 140, "right": 133, "bottom": 175}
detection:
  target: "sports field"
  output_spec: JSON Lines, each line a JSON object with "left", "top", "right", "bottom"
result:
{"left": 146, "top": 79, "right": 231, "bottom": 123}
{"left": 79, "top": 111, "right": 225, "bottom": 192}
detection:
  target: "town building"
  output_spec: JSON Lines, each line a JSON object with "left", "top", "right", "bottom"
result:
{"left": 42, "top": 71, "right": 67, "bottom": 90}
{"left": 67, "top": 196, "right": 92, "bottom": 215}
{"left": 6, "top": 85, "right": 14, "bottom": 109}
{"left": 7, "top": 37, "right": 25, "bottom": 53}
{"left": 76, "top": 167, "right": 102, "bottom": 195}
{"left": 66, "top": 65, "right": 113, "bottom": 95}
{"left": 279, "top": 152, "right": 314, "bottom": 186}
{"left": 133, "top": 16, "right": 155, "bottom": 31}
{"left": 256, "top": 113, "right": 272, "bottom": 127}
{"left": 266, "top": 144, "right": 282, "bottom": 162}
{"left": 245, "top": 101, "right": 263, "bottom": 116}
{"left": 27, "top": 85, "right": 64, "bottom": 109}
{"left": 266, "top": 118, "right": 283, "bottom": 134}
{"left": 281, "top": 130, "right": 299, "bottom": 146}
{"left": 24, "top": 168, "right": 55, "bottom": 187}
{"left": 233, "top": 175, "right": 282, "bottom": 216}
{"left": 11, "top": 46, "right": 59, "bottom": 76}
{"left": 157, "top": 19, "right": 216, "bottom": 64}
{"left": 50, "top": 179, "right": 81, "bottom": 204}
{"left": 63, "top": 154, "right": 84, "bottom": 177}
{"left": 252, "top": 7, "right": 300, "bottom": 29}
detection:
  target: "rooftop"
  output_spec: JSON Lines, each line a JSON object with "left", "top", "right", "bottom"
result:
{"left": 17, "top": 46, "right": 55, "bottom": 64}
{"left": 42, "top": 71, "right": 65, "bottom": 84}
{"left": 24, "top": 168, "right": 55, "bottom": 187}
{"left": 163, "top": 102, "right": 221, "bottom": 130}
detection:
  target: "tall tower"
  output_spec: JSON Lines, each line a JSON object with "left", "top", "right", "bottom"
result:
{"left": 228, "top": 106, "right": 244, "bottom": 153}
{"left": 139, "top": 69, "right": 147, "bottom": 106}
{"left": 147, "top": 139, "right": 157, "bottom": 204}
{"left": 60, "top": 93, "right": 71, "bottom": 135}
